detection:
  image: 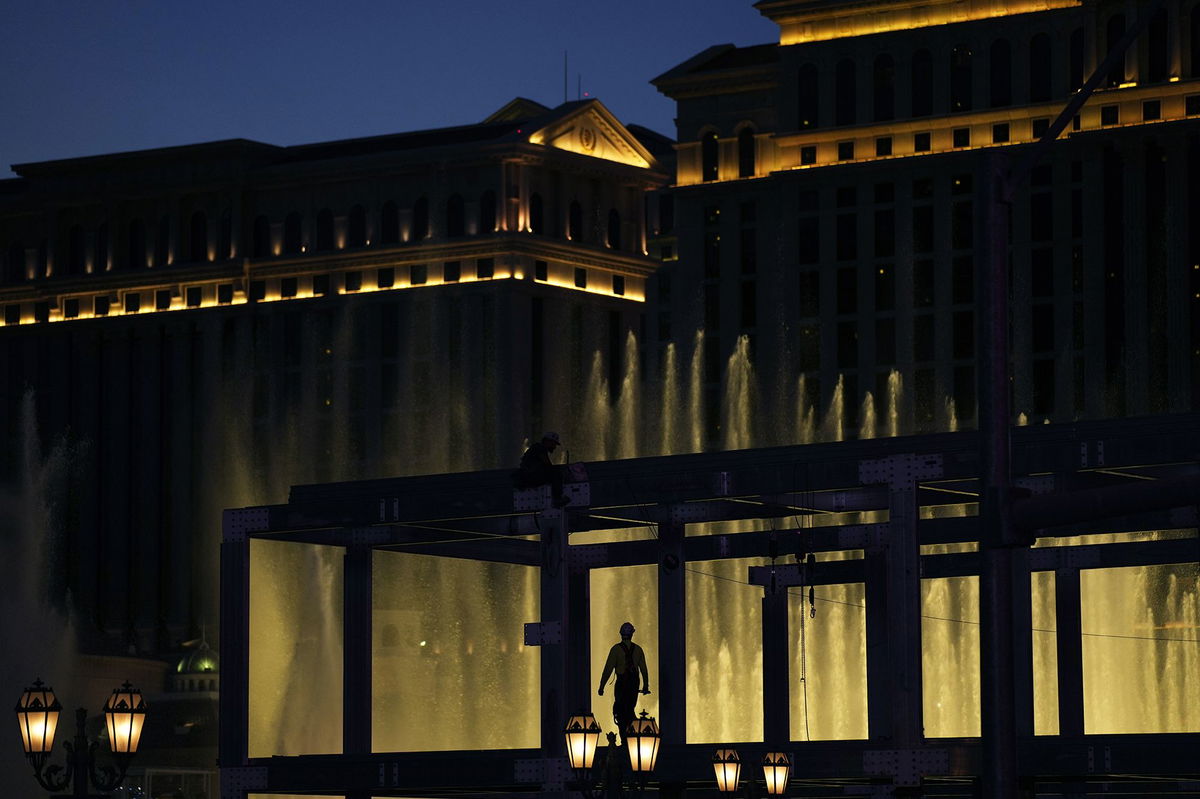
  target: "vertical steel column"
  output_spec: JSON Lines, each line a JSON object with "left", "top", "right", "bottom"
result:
{"left": 343, "top": 540, "right": 373, "bottom": 757}
{"left": 1054, "top": 568, "right": 1085, "bottom": 737}
{"left": 540, "top": 506, "right": 570, "bottom": 757}
{"left": 761, "top": 584, "right": 790, "bottom": 745}
{"left": 218, "top": 509, "right": 261, "bottom": 799}
{"left": 567, "top": 545, "right": 592, "bottom": 713}
{"left": 659, "top": 516, "right": 687, "bottom": 745}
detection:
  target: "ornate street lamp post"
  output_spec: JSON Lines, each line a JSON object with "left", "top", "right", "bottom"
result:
{"left": 713, "top": 748, "right": 742, "bottom": 793}
{"left": 14, "top": 678, "right": 147, "bottom": 798}
{"left": 625, "top": 710, "right": 660, "bottom": 797}
{"left": 761, "top": 751, "right": 792, "bottom": 796}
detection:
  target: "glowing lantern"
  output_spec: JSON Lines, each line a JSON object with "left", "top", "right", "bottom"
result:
{"left": 14, "top": 680, "right": 61, "bottom": 765}
{"left": 713, "top": 748, "right": 742, "bottom": 792}
{"left": 104, "top": 682, "right": 146, "bottom": 755}
{"left": 625, "top": 710, "right": 660, "bottom": 773}
{"left": 762, "top": 751, "right": 792, "bottom": 796}
{"left": 564, "top": 712, "right": 601, "bottom": 770}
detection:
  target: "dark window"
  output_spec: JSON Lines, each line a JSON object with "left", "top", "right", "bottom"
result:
{"left": 876, "top": 137, "right": 892, "bottom": 156}
{"left": 875, "top": 265, "right": 895, "bottom": 311}
{"left": 376, "top": 267, "right": 394, "bottom": 288}
{"left": 740, "top": 281, "right": 756, "bottom": 327}
{"left": 316, "top": 208, "right": 334, "bottom": 251}
{"left": 913, "top": 260, "right": 935, "bottom": 306}
{"left": 348, "top": 204, "right": 367, "bottom": 247}
{"left": 873, "top": 54, "right": 895, "bottom": 121}
{"left": 836, "top": 186, "right": 856, "bottom": 207}
{"left": 5, "top": 303, "right": 21, "bottom": 322}
{"left": 953, "top": 127, "right": 970, "bottom": 147}
{"left": 574, "top": 267, "right": 587, "bottom": 288}
{"left": 187, "top": 287, "right": 202, "bottom": 307}
{"left": 953, "top": 311, "right": 974, "bottom": 358}
{"left": 801, "top": 145, "right": 816, "bottom": 165}
{"left": 95, "top": 223, "right": 108, "bottom": 271}
{"left": 67, "top": 225, "right": 85, "bottom": 275}
{"left": 217, "top": 284, "right": 233, "bottom": 304}
{"left": 1030, "top": 33, "right": 1052, "bottom": 103}
{"left": 914, "top": 177, "right": 934, "bottom": 198}
{"left": 799, "top": 190, "right": 819, "bottom": 213}
{"left": 125, "top": 293, "right": 141, "bottom": 313}
{"left": 1032, "top": 117, "right": 1050, "bottom": 137}
{"left": 798, "top": 326, "right": 820, "bottom": 370}
{"left": 835, "top": 59, "right": 857, "bottom": 125}
{"left": 607, "top": 208, "right": 621, "bottom": 249}
{"left": 1070, "top": 27, "right": 1085, "bottom": 90}
{"left": 874, "top": 182, "right": 894, "bottom": 203}
{"left": 701, "top": 131, "right": 719, "bottom": 181}
{"left": 1032, "top": 248, "right": 1054, "bottom": 296}
{"left": 1033, "top": 359, "right": 1055, "bottom": 415}
{"left": 838, "top": 141, "right": 855, "bottom": 160}
{"left": 740, "top": 230, "right": 756, "bottom": 274}
{"left": 154, "top": 215, "right": 170, "bottom": 266}
{"left": 530, "top": 193, "right": 544, "bottom": 235}
{"left": 63, "top": 298, "right": 78, "bottom": 319}
{"left": 1033, "top": 305, "right": 1055, "bottom": 352}
{"left": 837, "top": 267, "right": 857, "bottom": 313}
{"left": 914, "top": 132, "right": 931, "bottom": 152}
{"left": 911, "top": 49, "right": 933, "bottom": 117}
{"left": 798, "top": 217, "right": 819, "bottom": 264}
{"left": 613, "top": 275, "right": 625, "bottom": 296}
{"left": 953, "top": 256, "right": 974, "bottom": 303}
{"left": 705, "top": 232, "right": 720, "bottom": 278}
{"left": 444, "top": 261, "right": 461, "bottom": 282}
{"left": 914, "top": 314, "right": 934, "bottom": 361}
{"left": 990, "top": 39, "right": 1012, "bottom": 107}
{"left": 913, "top": 207, "right": 934, "bottom": 253}
{"left": 798, "top": 271, "right": 819, "bottom": 316}
{"left": 189, "top": 211, "right": 207, "bottom": 262}
{"left": 876, "top": 319, "right": 896, "bottom": 364}
{"left": 1107, "top": 15, "right": 1127, "bottom": 86}
{"left": 704, "top": 284, "right": 720, "bottom": 330}
{"left": 950, "top": 46, "right": 973, "bottom": 112}
{"left": 154, "top": 290, "right": 170, "bottom": 310}
{"left": 477, "top": 258, "right": 494, "bottom": 279}
{"left": 658, "top": 193, "right": 674, "bottom": 234}
{"left": 738, "top": 127, "right": 756, "bottom": 177}
{"left": 837, "top": 321, "right": 858, "bottom": 368}
{"left": 1149, "top": 8, "right": 1169, "bottom": 83}
{"left": 409, "top": 264, "right": 426, "bottom": 285}
{"left": 798, "top": 63, "right": 819, "bottom": 129}
{"left": 1143, "top": 99, "right": 1161, "bottom": 120}
{"left": 312, "top": 274, "right": 330, "bottom": 295}
{"left": 281, "top": 276, "right": 298, "bottom": 297}
{"left": 1101, "top": 104, "right": 1119, "bottom": 126}
{"left": 412, "top": 197, "right": 429, "bottom": 242}
{"left": 1188, "top": 94, "right": 1200, "bottom": 115}
{"left": 1031, "top": 194, "right": 1053, "bottom": 241}
{"left": 381, "top": 201, "right": 400, "bottom": 244}
{"left": 283, "top": 212, "right": 303, "bottom": 254}
{"left": 535, "top": 260, "right": 548, "bottom": 281}
{"left": 480, "top": 190, "right": 497, "bottom": 234}
{"left": 952, "top": 201, "right": 973, "bottom": 248}
{"left": 993, "top": 123, "right": 1010, "bottom": 143}
{"left": 344, "top": 272, "right": 362, "bottom": 292}
{"left": 874, "top": 209, "right": 895, "bottom": 257}
{"left": 836, "top": 213, "right": 857, "bottom": 260}
{"left": 568, "top": 200, "right": 583, "bottom": 240}
{"left": 248, "top": 281, "right": 264, "bottom": 303}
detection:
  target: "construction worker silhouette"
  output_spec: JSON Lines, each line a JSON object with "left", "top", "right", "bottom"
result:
{"left": 597, "top": 621, "right": 649, "bottom": 744}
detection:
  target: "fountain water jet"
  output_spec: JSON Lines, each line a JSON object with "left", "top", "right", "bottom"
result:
{"left": 688, "top": 330, "right": 705, "bottom": 453}
{"left": 796, "top": 375, "right": 815, "bottom": 444}
{"left": 723, "top": 335, "right": 755, "bottom": 450}
{"left": 859, "top": 391, "right": 877, "bottom": 440}
{"left": 886, "top": 370, "right": 902, "bottom": 438}
{"left": 823, "top": 374, "right": 846, "bottom": 442}
{"left": 660, "top": 342, "right": 679, "bottom": 456}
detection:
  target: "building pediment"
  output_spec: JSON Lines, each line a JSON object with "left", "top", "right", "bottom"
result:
{"left": 527, "top": 101, "right": 655, "bottom": 170}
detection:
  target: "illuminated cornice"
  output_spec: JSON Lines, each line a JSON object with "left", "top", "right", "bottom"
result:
{"left": 757, "top": 0, "right": 1081, "bottom": 45}
{"left": 527, "top": 102, "right": 657, "bottom": 170}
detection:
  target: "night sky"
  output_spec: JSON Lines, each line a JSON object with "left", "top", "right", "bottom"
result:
{"left": 0, "top": 2, "right": 777, "bottom": 178}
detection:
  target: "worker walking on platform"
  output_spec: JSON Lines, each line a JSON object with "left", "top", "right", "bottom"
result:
{"left": 515, "top": 431, "right": 569, "bottom": 507}
{"left": 598, "top": 621, "right": 650, "bottom": 744}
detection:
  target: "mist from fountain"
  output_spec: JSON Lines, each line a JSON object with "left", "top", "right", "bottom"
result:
{"left": 795, "top": 375, "right": 815, "bottom": 444}
{"left": 616, "top": 331, "right": 640, "bottom": 459}
{"left": 823, "top": 374, "right": 846, "bottom": 442}
{"left": 886, "top": 369, "right": 902, "bottom": 438}
{"left": 946, "top": 397, "right": 959, "bottom": 433}
{"left": 688, "top": 329, "right": 705, "bottom": 453}
{"left": 859, "top": 391, "right": 877, "bottom": 440}
{"left": 723, "top": 335, "right": 755, "bottom": 451}
{"left": 660, "top": 342, "right": 679, "bottom": 456}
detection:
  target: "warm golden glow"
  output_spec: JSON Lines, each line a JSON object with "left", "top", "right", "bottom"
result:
{"left": 528, "top": 104, "right": 654, "bottom": 169}
{"left": 773, "top": 0, "right": 1080, "bottom": 44}
{"left": 713, "top": 748, "right": 742, "bottom": 792}
{"left": 626, "top": 711, "right": 661, "bottom": 772}
{"left": 104, "top": 682, "right": 147, "bottom": 755}
{"left": 761, "top": 751, "right": 791, "bottom": 795}
{"left": 14, "top": 681, "right": 61, "bottom": 755}
{"left": 565, "top": 712, "right": 602, "bottom": 770}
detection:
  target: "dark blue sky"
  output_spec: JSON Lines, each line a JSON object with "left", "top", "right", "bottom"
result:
{"left": 0, "top": 2, "right": 776, "bottom": 178}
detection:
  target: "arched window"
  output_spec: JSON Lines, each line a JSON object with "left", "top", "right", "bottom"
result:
{"left": 411, "top": 197, "right": 429, "bottom": 242}
{"left": 37, "top": 239, "right": 48, "bottom": 278}
{"left": 219, "top": 209, "right": 232, "bottom": 259}
{"left": 1070, "top": 27, "right": 1085, "bottom": 89}
{"left": 480, "top": 190, "right": 496, "bottom": 233}
{"left": 607, "top": 208, "right": 621, "bottom": 250}
{"left": 835, "top": 58, "right": 857, "bottom": 125}
{"left": 701, "top": 131, "right": 719, "bottom": 181}
{"left": 348, "top": 204, "right": 366, "bottom": 247}
{"left": 129, "top": 219, "right": 148, "bottom": 268}
{"left": 95, "top": 223, "right": 108, "bottom": 272}
{"left": 316, "top": 208, "right": 334, "bottom": 251}
{"left": 380, "top": 201, "right": 399, "bottom": 244}
{"left": 738, "top": 127, "right": 756, "bottom": 178}
{"left": 1192, "top": 7, "right": 1200, "bottom": 77}
{"left": 990, "top": 39, "right": 1012, "bottom": 107}
{"left": 873, "top": 54, "right": 895, "bottom": 121}
{"left": 154, "top": 215, "right": 170, "bottom": 266}
{"left": 252, "top": 215, "right": 269, "bottom": 258}
{"left": 189, "top": 211, "right": 208, "bottom": 262}
{"left": 1148, "top": 8, "right": 1169, "bottom": 83}
{"left": 283, "top": 212, "right": 303, "bottom": 254}
{"left": 67, "top": 225, "right": 85, "bottom": 275}
{"left": 950, "top": 46, "right": 973, "bottom": 112}
{"left": 529, "top": 193, "right": 544, "bottom": 235}
{"left": 798, "top": 63, "right": 819, "bottom": 129}
{"left": 912, "top": 49, "right": 933, "bottom": 117}
{"left": 1030, "top": 33, "right": 1052, "bottom": 102}
{"left": 6, "top": 241, "right": 25, "bottom": 283}
{"left": 446, "top": 194, "right": 465, "bottom": 237}
{"left": 1107, "top": 14, "right": 1127, "bottom": 86}
{"left": 568, "top": 200, "right": 583, "bottom": 241}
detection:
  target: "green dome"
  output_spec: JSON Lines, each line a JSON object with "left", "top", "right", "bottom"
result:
{"left": 176, "top": 641, "right": 219, "bottom": 674}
